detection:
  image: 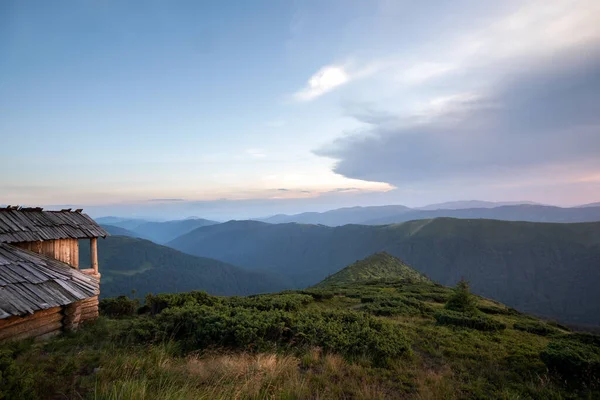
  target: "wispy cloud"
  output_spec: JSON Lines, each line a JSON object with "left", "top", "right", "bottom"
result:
{"left": 245, "top": 148, "right": 266, "bottom": 158}
{"left": 294, "top": 65, "right": 350, "bottom": 101}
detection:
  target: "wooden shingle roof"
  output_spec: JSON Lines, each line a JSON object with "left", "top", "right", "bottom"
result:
{"left": 0, "top": 207, "right": 108, "bottom": 244}
{"left": 0, "top": 243, "right": 99, "bottom": 319}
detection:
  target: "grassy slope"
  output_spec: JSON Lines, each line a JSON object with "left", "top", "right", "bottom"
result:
{"left": 79, "top": 235, "right": 289, "bottom": 298}
{"left": 3, "top": 277, "right": 598, "bottom": 399}
{"left": 315, "top": 252, "right": 430, "bottom": 287}
{"left": 168, "top": 218, "right": 600, "bottom": 326}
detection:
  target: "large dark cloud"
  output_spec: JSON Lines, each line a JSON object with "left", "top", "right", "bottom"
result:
{"left": 316, "top": 48, "right": 600, "bottom": 186}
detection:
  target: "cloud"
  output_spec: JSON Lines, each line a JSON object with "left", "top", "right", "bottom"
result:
{"left": 294, "top": 60, "right": 391, "bottom": 101}
{"left": 245, "top": 148, "right": 266, "bottom": 158}
{"left": 397, "top": 62, "right": 457, "bottom": 85}
{"left": 147, "top": 198, "right": 185, "bottom": 202}
{"left": 315, "top": 45, "right": 600, "bottom": 188}
{"left": 294, "top": 65, "right": 350, "bottom": 101}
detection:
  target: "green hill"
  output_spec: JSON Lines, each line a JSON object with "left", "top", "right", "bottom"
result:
{"left": 168, "top": 218, "right": 600, "bottom": 326}
{"left": 316, "top": 252, "right": 430, "bottom": 287}
{"left": 3, "top": 277, "right": 599, "bottom": 399}
{"left": 79, "top": 236, "right": 289, "bottom": 298}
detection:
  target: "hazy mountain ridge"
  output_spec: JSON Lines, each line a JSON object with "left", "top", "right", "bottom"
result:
{"left": 132, "top": 218, "right": 219, "bottom": 244}
{"left": 99, "top": 217, "right": 220, "bottom": 244}
{"left": 100, "top": 224, "right": 144, "bottom": 238}
{"left": 259, "top": 205, "right": 411, "bottom": 226}
{"left": 169, "top": 218, "right": 600, "bottom": 326}
{"left": 257, "top": 203, "right": 600, "bottom": 226}
{"left": 364, "top": 204, "right": 600, "bottom": 225}
{"left": 80, "top": 235, "right": 289, "bottom": 298}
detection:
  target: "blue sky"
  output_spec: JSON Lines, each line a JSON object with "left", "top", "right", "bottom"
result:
{"left": 1, "top": 0, "right": 599, "bottom": 218}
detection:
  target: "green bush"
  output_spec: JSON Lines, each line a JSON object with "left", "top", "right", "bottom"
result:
{"left": 297, "top": 290, "right": 335, "bottom": 301}
{"left": 360, "top": 296, "right": 433, "bottom": 317}
{"left": 294, "top": 310, "right": 411, "bottom": 365}
{"left": 134, "top": 304, "right": 410, "bottom": 365}
{"left": 445, "top": 279, "right": 478, "bottom": 314}
{"left": 540, "top": 339, "right": 600, "bottom": 384}
{"left": 145, "top": 291, "right": 219, "bottom": 315}
{"left": 478, "top": 305, "right": 511, "bottom": 315}
{"left": 226, "top": 293, "right": 314, "bottom": 311}
{"left": 434, "top": 309, "right": 506, "bottom": 331}
{"left": 99, "top": 296, "right": 140, "bottom": 318}
{"left": 513, "top": 321, "right": 558, "bottom": 336}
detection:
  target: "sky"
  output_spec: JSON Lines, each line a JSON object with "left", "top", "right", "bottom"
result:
{"left": 1, "top": 0, "right": 600, "bottom": 219}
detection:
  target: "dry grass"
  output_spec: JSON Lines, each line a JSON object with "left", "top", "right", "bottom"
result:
{"left": 92, "top": 346, "right": 400, "bottom": 400}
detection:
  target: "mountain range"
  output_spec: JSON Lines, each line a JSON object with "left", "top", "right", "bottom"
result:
{"left": 168, "top": 218, "right": 600, "bottom": 326}
{"left": 97, "top": 217, "right": 219, "bottom": 243}
{"left": 79, "top": 235, "right": 289, "bottom": 298}
{"left": 257, "top": 203, "right": 600, "bottom": 226}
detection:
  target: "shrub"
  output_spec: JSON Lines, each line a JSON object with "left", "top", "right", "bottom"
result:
{"left": 434, "top": 309, "right": 506, "bottom": 331}
{"left": 540, "top": 339, "right": 600, "bottom": 384}
{"left": 297, "top": 290, "right": 335, "bottom": 301}
{"left": 135, "top": 304, "right": 410, "bottom": 365}
{"left": 145, "top": 291, "right": 219, "bottom": 315}
{"left": 513, "top": 321, "right": 558, "bottom": 336}
{"left": 360, "top": 296, "right": 433, "bottom": 317}
{"left": 99, "top": 296, "right": 140, "bottom": 318}
{"left": 478, "top": 305, "right": 511, "bottom": 315}
{"left": 226, "top": 293, "right": 314, "bottom": 311}
{"left": 445, "top": 279, "right": 478, "bottom": 314}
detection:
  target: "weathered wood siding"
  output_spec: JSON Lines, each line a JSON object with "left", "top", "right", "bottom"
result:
{"left": 14, "top": 239, "right": 79, "bottom": 268}
{"left": 0, "top": 298, "right": 100, "bottom": 342}
{"left": 79, "top": 296, "right": 100, "bottom": 322}
{"left": 0, "top": 307, "right": 63, "bottom": 342}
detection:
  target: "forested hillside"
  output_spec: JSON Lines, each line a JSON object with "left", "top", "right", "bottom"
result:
{"left": 80, "top": 236, "right": 289, "bottom": 298}
{"left": 169, "top": 218, "right": 600, "bottom": 326}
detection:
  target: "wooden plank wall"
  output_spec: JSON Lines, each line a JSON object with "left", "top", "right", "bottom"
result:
{"left": 79, "top": 296, "right": 99, "bottom": 322}
{"left": 0, "top": 298, "right": 100, "bottom": 342}
{"left": 0, "top": 307, "right": 63, "bottom": 342}
{"left": 14, "top": 239, "right": 79, "bottom": 269}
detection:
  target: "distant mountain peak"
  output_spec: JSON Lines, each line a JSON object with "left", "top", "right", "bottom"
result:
{"left": 418, "top": 200, "right": 541, "bottom": 211}
{"left": 315, "top": 252, "right": 430, "bottom": 287}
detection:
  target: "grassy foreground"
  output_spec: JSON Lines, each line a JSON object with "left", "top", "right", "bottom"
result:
{"left": 1, "top": 279, "right": 599, "bottom": 399}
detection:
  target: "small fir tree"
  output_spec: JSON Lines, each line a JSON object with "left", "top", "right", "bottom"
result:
{"left": 445, "top": 278, "right": 478, "bottom": 314}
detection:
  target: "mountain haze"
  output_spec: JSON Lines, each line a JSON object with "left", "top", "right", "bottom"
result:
{"left": 100, "top": 224, "right": 143, "bottom": 238}
{"left": 417, "top": 200, "right": 540, "bottom": 210}
{"left": 259, "top": 205, "right": 411, "bottom": 226}
{"left": 169, "top": 218, "right": 600, "bottom": 326}
{"left": 364, "top": 205, "right": 600, "bottom": 225}
{"left": 131, "top": 218, "right": 219, "bottom": 244}
{"left": 257, "top": 204, "right": 600, "bottom": 226}
{"left": 80, "top": 235, "right": 288, "bottom": 298}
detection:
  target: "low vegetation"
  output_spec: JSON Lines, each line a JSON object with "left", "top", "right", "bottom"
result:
{"left": 2, "top": 275, "right": 599, "bottom": 399}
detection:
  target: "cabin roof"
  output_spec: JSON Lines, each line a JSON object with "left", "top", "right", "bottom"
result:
{"left": 0, "top": 206, "right": 108, "bottom": 244}
{"left": 0, "top": 243, "right": 99, "bottom": 319}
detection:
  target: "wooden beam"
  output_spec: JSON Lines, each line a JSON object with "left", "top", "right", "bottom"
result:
{"left": 90, "top": 237, "right": 98, "bottom": 274}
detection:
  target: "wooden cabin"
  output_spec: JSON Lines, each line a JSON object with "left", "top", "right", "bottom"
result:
{"left": 0, "top": 206, "right": 108, "bottom": 342}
